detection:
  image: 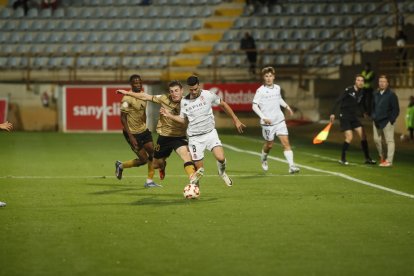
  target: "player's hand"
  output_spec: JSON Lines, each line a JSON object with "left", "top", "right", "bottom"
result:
{"left": 234, "top": 119, "right": 246, "bottom": 134}
{"left": 0, "top": 121, "right": 13, "bottom": 132}
{"left": 160, "top": 107, "right": 170, "bottom": 118}
{"left": 286, "top": 107, "right": 294, "bottom": 116}
{"left": 129, "top": 134, "right": 138, "bottom": 149}
{"left": 329, "top": 114, "right": 335, "bottom": 123}
{"left": 263, "top": 118, "right": 272, "bottom": 125}
{"left": 116, "top": 89, "right": 128, "bottom": 95}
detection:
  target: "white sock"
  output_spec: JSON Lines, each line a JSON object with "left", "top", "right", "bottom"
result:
{"left": 284, "top": 150, "right": 294, "bottom": 167}
{"left": 261, "top": 150, "right": 268, "bottom": 161}
{"left": 217, "top": 159, "right": 226, "bottom": 175}
{"left": 146, "top": 179, "right": 153, "bottom": 183}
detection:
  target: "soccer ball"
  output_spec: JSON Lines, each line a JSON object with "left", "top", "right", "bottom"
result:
{"left": 183, "top": 184, "right": 200, "bottom": 199}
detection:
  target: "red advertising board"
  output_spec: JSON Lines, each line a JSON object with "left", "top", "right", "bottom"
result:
{"left": 0, "top": 98, "right": 7, "bottom": 123}
{"left": 203, "top": 83, "right": 260, "bottom": 112}
{"left": 63, "top": 86, "right": 129, "bottom": 132}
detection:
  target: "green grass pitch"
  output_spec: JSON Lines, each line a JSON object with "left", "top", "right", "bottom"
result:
{"left": 1, "top": 125, "right": 414, "bottom": 275}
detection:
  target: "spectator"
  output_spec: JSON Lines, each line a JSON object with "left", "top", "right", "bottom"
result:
{"left": 12, "top": 0, "right": 29, "bottom": 15}
{"left": 372, "top": 75, "right": 400, "bottom": 167}
{"left": 361, "top": 62, "right": 375, "bottom": 115}
{"left": 396, "top": 30, "right": 408, "bottom": 68}
{"left": 41, "top": 0, "right": 58, "bottom": 10}
{"left": 406, "top": 96, "right": 414, "bottom": 141}
{"left": 240, "top": 32, "right": 257, "bottom": 76}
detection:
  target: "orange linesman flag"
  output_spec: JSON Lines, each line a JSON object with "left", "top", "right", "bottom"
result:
{"left": 313, "top": 123, "right": 332, "bottom": 144}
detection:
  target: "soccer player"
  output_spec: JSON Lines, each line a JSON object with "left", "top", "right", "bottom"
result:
{"left": 1, "top": 121, "right": 13, "bottom": 207}
{"left": 115, "top": 74, "right": 161, "bottom": 188}
{"left": 252, "top": 66, "right": 300, "bottom": 174}
{"left": 330, "top": 74, "right": 376, "bottom": 165}
{"left": 116, "top": 80, "right": 203, "bottom": 184}
{"left": 161, "top": 75, "right": 246, "bottom": 186}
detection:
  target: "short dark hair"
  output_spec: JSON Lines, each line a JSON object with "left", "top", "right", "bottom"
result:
{"left": 355, "top": 74, "right": 364, "bottom": 80}
{"left": 187, "top": 75, "right": 199, "bottom": 86}
{"left": 168, "top": 80, "right": 182, "bottom": 89}
{"left": 129, "top": 74, "right": 141, "bottom": 82}
{"left": 261, "top": 66, "right": 275, "bottom": 76}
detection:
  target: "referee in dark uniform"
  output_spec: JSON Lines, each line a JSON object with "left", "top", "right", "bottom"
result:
{"left": 330, "top": 74, "right": 376, "bottom": 165}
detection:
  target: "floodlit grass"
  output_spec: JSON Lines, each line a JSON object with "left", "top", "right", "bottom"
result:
{"left": 1, "top": 126, "right": 414, "bottom": 276}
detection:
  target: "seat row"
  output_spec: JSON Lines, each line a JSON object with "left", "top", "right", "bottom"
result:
{"left": 199, "top": 54, "right": 343, "bottom": 68}
{"left": 0, "top": 18, "right": 202, "bottom": 32}
{"left": 0, "top": 31, "right": 192, "bottom": 44}
{"left": 0, "top": 5, "right": 213, "bottom": 19}
{"left": 1, "top": 43, "right": 183, "bottom": 56}
{"left": 246, "top": 2, "right": 392, "bottom": 16}
{"left": 60, "top": 0, "right": 222, "bottom": 5}
{"left": 233, "top": 15, "right": 393, "bottom": 30}
{"left": 0, "top": 55, "right": 170, "bottom": 70}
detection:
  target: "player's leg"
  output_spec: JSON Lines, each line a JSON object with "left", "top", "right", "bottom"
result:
{"left": 211, "top": 146, "right": 232, "bottom": 187}
{"left": 153, "top": 135, "right": 174, "bottom": 181}
{"left": 261, "top": 125, "right": 275, "bottom": 171}
{"left": 381, "top": 122, "right": 395, "bottom": 166}
{"left": 354, "top": 126, "right": 376, "bottom": 164}
{"left": 188, "top": 137, "right": 206, "bottom": 185}
{"left": 372, "top": 122, "right": 385, "bottom": 163}
{"left": 140, "top": 130, "right": 161, "bottom": 188}
{"left": 278, "top": 135, "right": 299, "bottom": 174}
{"left": 175, "top": 145, "right": 202, "bottom": 184}
{"left": 115, "top": 132, "right": 149, "bottom": 180}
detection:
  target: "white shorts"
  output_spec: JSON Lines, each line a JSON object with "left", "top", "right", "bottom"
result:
{"left": 262, "top": 121, "right": 288, "bottom": 141}
{"left": 188, "top": 129, "right": 222, "bottom": 161}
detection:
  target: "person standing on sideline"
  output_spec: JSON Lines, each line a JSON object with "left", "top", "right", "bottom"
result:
{"left": 361, "top": 62, "right": 375, "bottom": 116}
{"left": 1, "top": 121, "right": 13, "bottom": 207}
{"left": 115, "top": 74, "right": 161, "bottom": 188}
{"left": 252, "top": 66, "right": 300, "bottom": 174}
{"left": 372, "top": 75, "right": 400, "bottom": 167}
{"left": 405, "top": 96, "right": 414, "bottom": 141}
{"left": 330, "top": 74, "right": 377, "bottom": 165}
{"left": 116, "top": 80, "right": 203, "bottom": 184}
{"left": 240, "top": 32, "right": 257, "bottom": 76}
{"left": 161, "top": 75, "right": 245, "bottom": 187}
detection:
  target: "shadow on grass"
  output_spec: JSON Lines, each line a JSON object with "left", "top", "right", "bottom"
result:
{"left": 130, "top": 196, "right": 218, "bottom": 206}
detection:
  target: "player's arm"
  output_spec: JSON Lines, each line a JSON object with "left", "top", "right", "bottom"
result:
{"left": 252, "top": 103, "right": 271, "bottom": 125}
{"left": 218, "top": 100, "right": 246, "bottom": 133}
{"left": 120, "top": 112, "right": 138, "bottom": 149}
{"left": 279, "top": 97, "right": 294, "bottom": 116}
{"left": 116, "top": 90, "right": 153, "bottom": 101}
{"left": 159, "top": 107, "right": 187, "bottom": 125}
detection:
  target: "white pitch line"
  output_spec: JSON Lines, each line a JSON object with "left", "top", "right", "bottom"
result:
{"left": 0, "top": 174, "right": 332, "bottom": 180}
{"left": 223, "top": 143, "right": 414, "bottom": 199}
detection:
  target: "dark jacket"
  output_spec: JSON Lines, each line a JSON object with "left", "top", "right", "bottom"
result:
{"left": 331, "top": 86, "right": 365, "bottom": 119}
{"left": 372, "top": 88, "right": 400, "bottom": 129}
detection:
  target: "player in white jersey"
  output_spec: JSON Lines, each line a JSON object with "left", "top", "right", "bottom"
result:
{"left": 161, "top": 75, "right": 245, "bottom": 187}
{"left": 252, "top": 66, "right": 300, "bottom": 174}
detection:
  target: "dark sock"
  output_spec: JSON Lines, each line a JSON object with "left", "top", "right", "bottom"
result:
{"left": 341, "top": 142, "right": 350, "bottom": 161}
{"left": 361, "top": 140, "right": 370, "bottom": 159}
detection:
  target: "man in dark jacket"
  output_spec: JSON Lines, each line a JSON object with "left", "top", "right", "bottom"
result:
{"left": 330, "top": 74, "right": 376, "bottom": 165}
{"left": 240, "top": 32, "right": 257, "bottom": 76}
{"left": 372, "top": 75, "right": 400, "bottom": 167}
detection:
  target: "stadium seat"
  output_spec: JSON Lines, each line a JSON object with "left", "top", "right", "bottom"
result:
{"left": 200, "top": 55, "right": 213, "bottom": 67}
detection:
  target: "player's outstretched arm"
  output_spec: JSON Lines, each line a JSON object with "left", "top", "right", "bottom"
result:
{"left": 160, "top": 107, "right": 186, "bottom": 125}
{"left": 116, "top": 90, "right": 152, "bottom": 101}
{"left": 219, "top": 101, "right": 246, "bottom": 133}
{"left": 0, "top": 121, "right": 13, "bottom": 132}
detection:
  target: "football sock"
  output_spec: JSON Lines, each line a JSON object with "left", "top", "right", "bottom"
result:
{"left": 361, "top": 140, "right": 370, "bottom": 159}
{"left": 217, "top": 159, "right": 226, "bottom": 175}
{"left": 123, "top": 159, "right": 139, "bottom": 168}
{"left": 184, "top": 161, "right": 196, "bottom": 178}
{"left": 147, "top": 161, "right": 155, "bottom": 180}
{"left": 283, "top": 150, "right": 294, "bottom": 166}
{"left": 261, "top": 150, "right": 268, "bottom": 161}
{"left": 341, "top": 142, "right": 350, "bottom": 161}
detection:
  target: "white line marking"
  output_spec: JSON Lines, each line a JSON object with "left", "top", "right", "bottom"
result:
{"left": 223, "top": 143, "right": 414, "bottom": 199}
{"left": 0, "top": 174, "right": 331, "bottom": 180}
